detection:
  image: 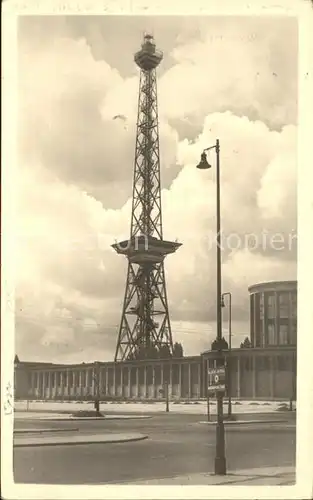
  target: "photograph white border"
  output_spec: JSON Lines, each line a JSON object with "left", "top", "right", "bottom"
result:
{"left": 2, "top": 0, "right": 313, "bottom": 498}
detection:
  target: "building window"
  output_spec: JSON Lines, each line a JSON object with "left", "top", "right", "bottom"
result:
{"left": 243, "top": 357, "right": 252, "bottom": 371}
{"left": 268, "top": 323, "right": 276, "bottom": 345}
{"left": 122, "top": 369, "right": 128, "bottom": 385}
{"left": 172, "top": 364, "right": 179, "bottom": 384}
{"left": 107, "top": 369, "right": 113, "bottom": 385}
{"left": 279, "top": 324, "right": 289, "bottom": 345}
{"left": 290, "top": 293, "right": 297, "bottom": 318}
{"left": 256, "top": 357, "right": 269, "bottom": 370}
{"left": 267, "top": 293, "right": 276, "bottom": 319}
{"left": 277, "top": 357, "right": 287, "bottom": 370}
{"left": 259, "top": 293, "right": 264, "bottom": 320}
{"left": 290, "top": 321, "right": 297, "bottom": 344}
{"left": 154, "top": 366, "right": 161, "bottom": 385}
{"left": 131, "top": 367, "right": 137, "bottom": 384}
{"left": 138, "top": 367, "right": 145, "bottom": 384}
{"left": 278, "top": 293, "right": 289, "bottom": 318}
{"left": 259, "top": 320, "right": 264, "bottom": 347}
{"left": 146, "top": 366, "right": 153, "bottom": 385}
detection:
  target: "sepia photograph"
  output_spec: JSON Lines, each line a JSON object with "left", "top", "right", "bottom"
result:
{"left": 2, "top": 4, "right": 312, "bottom": 498}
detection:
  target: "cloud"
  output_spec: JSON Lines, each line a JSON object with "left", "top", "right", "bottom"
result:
{"left": 158, "top": 17, "right": 297, "bottom": 130}
{"left": 19, "top": 32, "right": 180, "bottom": 210}
{"left": 15, "top": 17, "right": 297, "bottom": 362}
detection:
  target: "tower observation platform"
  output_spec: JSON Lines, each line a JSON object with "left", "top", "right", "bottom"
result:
{"left": 112, "top": 235, "right": 181, "bottom": 265}
{"left": 134, "top": 33, "right": 163, "bottom": 70}
{"left": 112, "top": 34, "right": 181, "bottom": 362}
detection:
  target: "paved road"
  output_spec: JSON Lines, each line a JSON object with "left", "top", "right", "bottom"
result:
{"left": 13, "top": 414, "right": 296, "bottom": 484}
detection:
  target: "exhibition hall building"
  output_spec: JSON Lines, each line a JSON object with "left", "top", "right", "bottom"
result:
{"left": 14, "top": 280, "right": 297, "bottom": 402}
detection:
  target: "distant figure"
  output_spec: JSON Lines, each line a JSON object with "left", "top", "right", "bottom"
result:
{"left": 94, "top": 398, "right": 100, "bottom": 415}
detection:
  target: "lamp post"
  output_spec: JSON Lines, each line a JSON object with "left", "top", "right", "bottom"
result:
{"left": 221, "top": 292, "right": 232, "bottom": 418}
{"left": 165, "top": 378, "right": 169, "bottom": 412}
{"left": 197, "top": 139, "right": 226, "bottom": 475}
{"left": 93, "top": 362, "right": 100, "bottom": 415}
{"left": 159, "top": 368, "right": 170, "bottom": 412}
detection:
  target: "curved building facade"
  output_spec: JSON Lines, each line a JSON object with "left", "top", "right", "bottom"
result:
{"left": 249, "top": 281, "right": 297, "bottom": 348}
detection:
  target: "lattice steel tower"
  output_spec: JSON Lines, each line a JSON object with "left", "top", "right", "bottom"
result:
{"left": 112, "top": 34, "right": 181, "bottom": 362}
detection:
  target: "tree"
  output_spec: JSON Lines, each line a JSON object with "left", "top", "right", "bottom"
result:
{"left": 131, "top": 342, "right": 184, "bottom": 360}
{"left": 173, "top": 342, "right": 184, "bottom": 358}
{"left": 240, "top": 337, "right": 252, "bottom": 348}
{"left": 158, "top": 344, "right": 171, "bottom": 359}
{"left": 211, "top": 337, "right": 229, "bottom": 351}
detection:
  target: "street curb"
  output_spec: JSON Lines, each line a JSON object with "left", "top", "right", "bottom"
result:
{"left": 14, "top": 428, "right": 79, "bottom": 434}
{"left": 14, "top": 415, "right": 153, "bottom": 422}
{"left": 198, "top": 419, "right": 289, "bottom": 425}
{"left": 69, "top": 415, "right": 153, "bottom": 421}
{"left": 126, "top": 466, "right": 296, "bottom": 485}
{"left": 13, "top": 434, "right": 149, "bottom": 447}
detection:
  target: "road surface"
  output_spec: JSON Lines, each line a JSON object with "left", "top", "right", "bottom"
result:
{"left": 14, "top": 413, "right": 296, "bottom": 484}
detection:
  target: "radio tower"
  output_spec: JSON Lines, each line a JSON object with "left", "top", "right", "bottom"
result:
{"left": 112, "top": 34, "right": 181, "bottom": 362}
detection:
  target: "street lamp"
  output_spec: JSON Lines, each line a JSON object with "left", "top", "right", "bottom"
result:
{"left": 159, "top": 367, "right": 170, "bottom": 412}
{"left": 196, "top": 139, "right": 226, "bottom": 475}
{"left": 165, "top": 377, "right": 169, "bottom": 412}
{"left": 93, "top": 362, "right": 100, "bottom": 415}
{"left": 221, "top": 292, "right": 232, "bottom": 418}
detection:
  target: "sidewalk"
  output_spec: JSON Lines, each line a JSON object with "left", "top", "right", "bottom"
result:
{"left": 129, "top": 466, "right": 295, "bottom": 485}
{"left": 198, "top": 419, "right": 292, "bottom": 425}
{"left": 13, "top": 432, "right": 148, "bottom": 447}
{"left": 15, "top": 400, "right": 294, "bottom": 416}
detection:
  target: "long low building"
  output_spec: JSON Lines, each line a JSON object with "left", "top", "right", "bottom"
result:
{"left": 15, "top": 347, "right": 296, "bottom": 401}
{"left": 14, "top": 280, "right": 297, "bottom": 402}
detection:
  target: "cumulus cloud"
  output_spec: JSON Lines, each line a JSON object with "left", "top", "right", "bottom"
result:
{"left": 15, "top": 16, "right": 297, "bottom": 362}
{"left": 158, "top": 17, "right": 297, "bottom": 130}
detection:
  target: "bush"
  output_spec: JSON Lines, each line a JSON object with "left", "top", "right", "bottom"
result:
{"left": 71, "top": 410, "right": 104, "bottom": 418}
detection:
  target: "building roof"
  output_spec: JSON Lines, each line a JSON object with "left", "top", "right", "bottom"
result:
{"left": 248, "top": 280, "right": 297, "bottom": 294}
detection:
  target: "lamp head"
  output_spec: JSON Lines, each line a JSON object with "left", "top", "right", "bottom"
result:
{"left": 196, "top": 151, "right": 211, "bottom": 170}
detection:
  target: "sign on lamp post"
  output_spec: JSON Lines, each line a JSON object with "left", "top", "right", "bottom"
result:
{"left": 207, "top": 367, "right": 226, "bottom": 394}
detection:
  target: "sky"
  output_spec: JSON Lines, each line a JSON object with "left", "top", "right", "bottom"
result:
{"left": 16, "top": 15, "right": 298, "bottom": 363}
